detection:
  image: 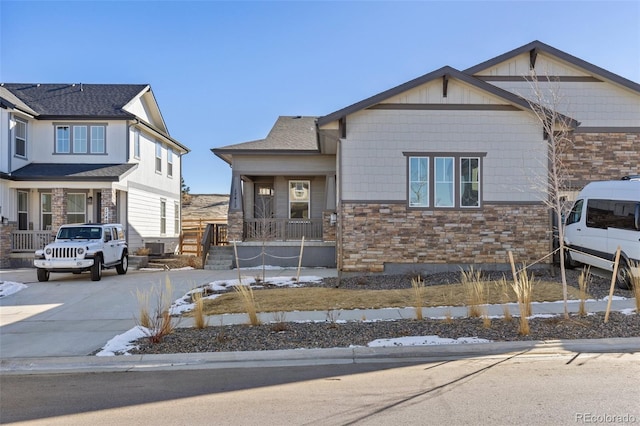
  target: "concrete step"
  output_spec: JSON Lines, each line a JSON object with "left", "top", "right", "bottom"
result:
{"left": 204, "top": 246, "right": 234, "bottom": 270}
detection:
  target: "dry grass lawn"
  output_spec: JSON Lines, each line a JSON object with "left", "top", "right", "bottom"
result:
{"left": 189, "top": 280, "right": 587, "bottom": 316}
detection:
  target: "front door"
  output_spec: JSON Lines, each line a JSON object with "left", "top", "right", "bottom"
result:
{"left": 254, "top": 183, "right": 274, "bottom": 219}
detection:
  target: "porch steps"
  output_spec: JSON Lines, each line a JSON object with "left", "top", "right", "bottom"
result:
{"left": 204, "top": 245, "right": 234, "bottom": 270}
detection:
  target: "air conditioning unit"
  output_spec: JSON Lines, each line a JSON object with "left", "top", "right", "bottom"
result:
{"left": 145, "top": 242, "right": 164, "bottom": 256}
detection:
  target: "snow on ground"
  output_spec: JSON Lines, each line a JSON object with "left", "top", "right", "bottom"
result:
{"left": 0, "top": 281, "right": 28, "bottom": 298}
{"left": 367, "top": 336, "right": 492, "bottom": 347}
{"left": 95, "top": 326, "right": 150, "bottom": 356}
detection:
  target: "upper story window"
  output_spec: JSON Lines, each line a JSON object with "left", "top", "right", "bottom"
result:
{"left": 406, "top": 153, "right": 484, "bottom": 210}
{"left": 167, "top": 149, "right": 174, "bottom": 177}
{"left": 14, "top": 118, "right": 27, "bottom": 158}
{"left": 155, "top": 142, "right": 162, "bottom": 173}
{"left": 55, "top": 124, "right": 106, "bottom": 154}
{"left": 133, "top": 130, "right": 140, "bottom": 159}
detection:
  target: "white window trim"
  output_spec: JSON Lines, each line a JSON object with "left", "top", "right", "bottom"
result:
{"left": 167, "top": 149, "right": 174, "bottom": 178}
{"left": 14, "top": 118, "right": 27, "bottom": 158}
{"left": 288, "top": 180, "right": 311, "bottom": 219}
{"left": 155, "top": 142, "right": 163, "bottom": 173}
{"left": 67, "top": 193, "right": 87, "bottom": 223}
{"left": 160, "top": 199, "right": 167, "bottom": 234}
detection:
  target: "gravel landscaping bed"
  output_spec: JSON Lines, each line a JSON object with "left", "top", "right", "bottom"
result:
{"left": 129, "top": 268, "right": 639, "bottom": 355}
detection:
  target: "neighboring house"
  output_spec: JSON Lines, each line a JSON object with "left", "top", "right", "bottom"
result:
{"left": 0, "top": 83, "right": 189, "bottom": 267}
{"left": 213, "top": 41, "right": 639, "bottom": 273}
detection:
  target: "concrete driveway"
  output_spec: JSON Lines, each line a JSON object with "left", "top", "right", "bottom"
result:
{"left": 0, "top": 267, "right": 331, "bottom": 358}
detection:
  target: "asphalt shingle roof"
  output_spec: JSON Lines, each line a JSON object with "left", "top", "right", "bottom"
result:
{"left": 215, "top": 116, "right": 318, "bottom": 152}
{"left": 0, "top": 83, "right": 148, "bottom": 117}
{"left": 9, "top": 163, "right": 138, "bottom": 181}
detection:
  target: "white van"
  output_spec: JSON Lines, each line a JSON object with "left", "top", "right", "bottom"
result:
{"left": 564, "top": 178, "right": 640, "bottom": 289}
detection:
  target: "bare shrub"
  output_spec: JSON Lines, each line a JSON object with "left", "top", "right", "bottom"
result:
{"left": 192, "top": 290, "right": 208, "bottom": 329}
{"left": 512, "top": 268, "right": 534, "bottom": 335}
{"left": 461, "top": 267, "right": 485, "bottom": 318}
{"left": 270, "top": 311, "right": 289, "bottom": 332}
{"left": 578, "top": 267, "right": 592, "bottom": 316}
{"left": 135, "top": 277, "right": 176, "bottom": 343}
{"left": 497, "top": 277, "right": 513, "bottom": 322}
{"left": 411, "top": 275, "right": 425, "bottom": 320}
{"left": 234, "top": 284, "right": 260, "bottom": 326}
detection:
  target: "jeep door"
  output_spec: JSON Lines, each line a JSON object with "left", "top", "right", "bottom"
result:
{"left": 102, "top": 227, "right": 120, "bottom": 264}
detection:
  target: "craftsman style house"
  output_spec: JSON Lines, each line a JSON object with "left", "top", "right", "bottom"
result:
{"left": 0, "top": 83, "right": 189, "bottom": 267}
{"left": 213, "top": 41, "right": 639, "bottom": 273}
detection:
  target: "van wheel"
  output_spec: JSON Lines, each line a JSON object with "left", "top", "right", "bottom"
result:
{"left": 116, "top": 253, "right": 128, "bottom": 275}
{"left": 616, "top": 260, "right": 633, "bottom": 290}
{"left": 37, "top": 268, "right": 50, "bottom": 282}
{"left": 91, "top": 255, "right": 102, "bottom": 281}
{"left": 563, "top": 248, "right": 576, "bottom": 269}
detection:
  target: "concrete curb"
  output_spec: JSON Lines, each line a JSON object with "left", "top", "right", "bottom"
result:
{"left": 2, "top": 337, "right": 639, "bottom": 375}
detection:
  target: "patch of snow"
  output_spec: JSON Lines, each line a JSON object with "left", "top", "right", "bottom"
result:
{"left": 0, "top": 281, "right": 28, "bottom": 298}
{"left": 95, "top": 326, "right": 149, "bottom": 356}
{"left": 368, "top": 335, "right": 492, "bottom": 347}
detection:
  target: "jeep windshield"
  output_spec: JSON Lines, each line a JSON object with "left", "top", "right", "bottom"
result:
{"left": 57, "top": 227, "right": 102, "bottom": 240}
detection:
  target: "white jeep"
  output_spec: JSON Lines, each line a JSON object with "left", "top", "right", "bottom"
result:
{"left": 34, "top": 223, "right": 128, "bottom": 282}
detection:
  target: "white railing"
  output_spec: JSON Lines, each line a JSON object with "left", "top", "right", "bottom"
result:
{"left": 11, "top": 230, "right": 55, "bottom": 252}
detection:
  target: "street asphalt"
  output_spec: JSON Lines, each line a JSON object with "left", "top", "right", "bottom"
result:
{"left": 0, "top": 266, "right": 638, "bottom": 375}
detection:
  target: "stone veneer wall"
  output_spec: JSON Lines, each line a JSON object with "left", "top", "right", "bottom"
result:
{"left": 100, "top": 188, "right": 117, "bottom": 223}
{"left": 339, "top": 202, "right": 550, "bottom": 272}
{"left": 227, "top": 211, "right": 244, "bottom": 242}
{"left": 51, "top": 188, "right": 67, "bottom": 230}
{"left": 322, "top": 211, "right": 337, "bottom": 242}
{"left": 564, "top": 132, "right": 639, "bottom": 186}
{"left": 0, "top": 222, "right": 15, "bottom": 268}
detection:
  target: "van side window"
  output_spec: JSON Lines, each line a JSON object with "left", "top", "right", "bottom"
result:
{"left": 586, "top": 199, "right": 638, "bottom": 231}
{"left": 566, "top": 200, "right": 583, "bottom": 226}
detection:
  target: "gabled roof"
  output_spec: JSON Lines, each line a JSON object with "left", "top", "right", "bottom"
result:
{"left": 0, "top": 86, "right": 38, "bottom": 116}
{"left": 317, "top": 66, "right": 578, "bottom": 127}
{"left": 0, "top": 83, "right": 148, "bottom": 118}
{"left": 464, "top": 40, "right": 640, "bottom": 93}
{"left": 212, "top": 116, "right": 319, "bottom": 164}
{"left": 8, "top": 163, "right": 138, "bottom": 182}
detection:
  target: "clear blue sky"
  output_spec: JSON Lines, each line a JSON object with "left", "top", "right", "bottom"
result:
{"left": 1, "top": 1, "right": 639, "bottom": 194}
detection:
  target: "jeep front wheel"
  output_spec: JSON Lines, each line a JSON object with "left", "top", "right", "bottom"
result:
{"left": 37, "top": 268, "right": 50, "bottom": 282}
{"left": 116, "top": 253, "right": 128, "bottom": 275}
{"left": 91, "top": 255, "right": 102, "bottom": 281}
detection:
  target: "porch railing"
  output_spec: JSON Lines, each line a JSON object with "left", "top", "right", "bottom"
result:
{"left": 243, "top": 218, "right": 322, "bottom": 241}
{"left": 11, "top": 230, "right": 56, "bottom": 252}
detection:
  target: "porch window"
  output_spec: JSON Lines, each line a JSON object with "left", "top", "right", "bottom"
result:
{"left": 67, "top": 193, "right": 86, "bottom": 223}
{"left": 155, "top": 142, "right": 162, "bottom": 173}
{"left": 17, "top": 190, "right": 28, "bottom": 230}
{"left": 14, "top": 118, "right": 27, "bottom": 158}
{"left": 41, "top": 193, "right": 52, "bottom": 230}
{"left": 160, "top": 200, "right": 166, "bottom": 234}
{"left": 289, "top": 180, "right": 310, "bottom": 219}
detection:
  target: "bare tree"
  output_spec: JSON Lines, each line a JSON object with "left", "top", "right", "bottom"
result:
{"left": 523, "top": 70, "right": 575, "bottom": 319}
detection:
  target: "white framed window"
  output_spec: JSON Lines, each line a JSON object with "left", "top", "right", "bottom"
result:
{"left": 55, "top": 124, "right": 106, "bottom": 154}
{"left": 435, "top": 157, "right": 454, "bottom": 207}
{"left": 67, "top": 193, "right": 86, "bottom": 223}
{"left": 155, "top": 142, "right": 163, "bottom": 173}
{"left": 56, "top": 126, "right": 71, "bottom": 153}
{"left": 409, "top": 156, "right": 429, "bottom": 207}
{"left": 41, "top": 193, "right": 52, "bottom": 230}
{"left": 91, "top": 126, "right": 105, "bottom": 153}
{"left": 73, "top": 125, "right": 88, "bottom": 153}
{"left": 167, "top": 149, "right": 173, "bottom": 177}
{"left": 289, "top": 180, "right": 310, "bottom": 219}
{"left": 17, "top": 190, "right": 28, "bottom": 230}
{"left": 14, "top": 118, "right": 27, "bottom": 158}
{"left": 134, "top": 130, "right": 140, "bottom": 159}
{"left": 160, "top": 199, "right": 166, "bottom": 234}
{"left": 460, "top": 157, "right": 480, "bottom": 208}
{"left": 406, "top": 153, "right": 484, "bottom": 209}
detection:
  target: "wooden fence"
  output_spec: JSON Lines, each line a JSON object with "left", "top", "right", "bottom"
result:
{"left": 179, "top": 218, "right": 227, "bottom": 256}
